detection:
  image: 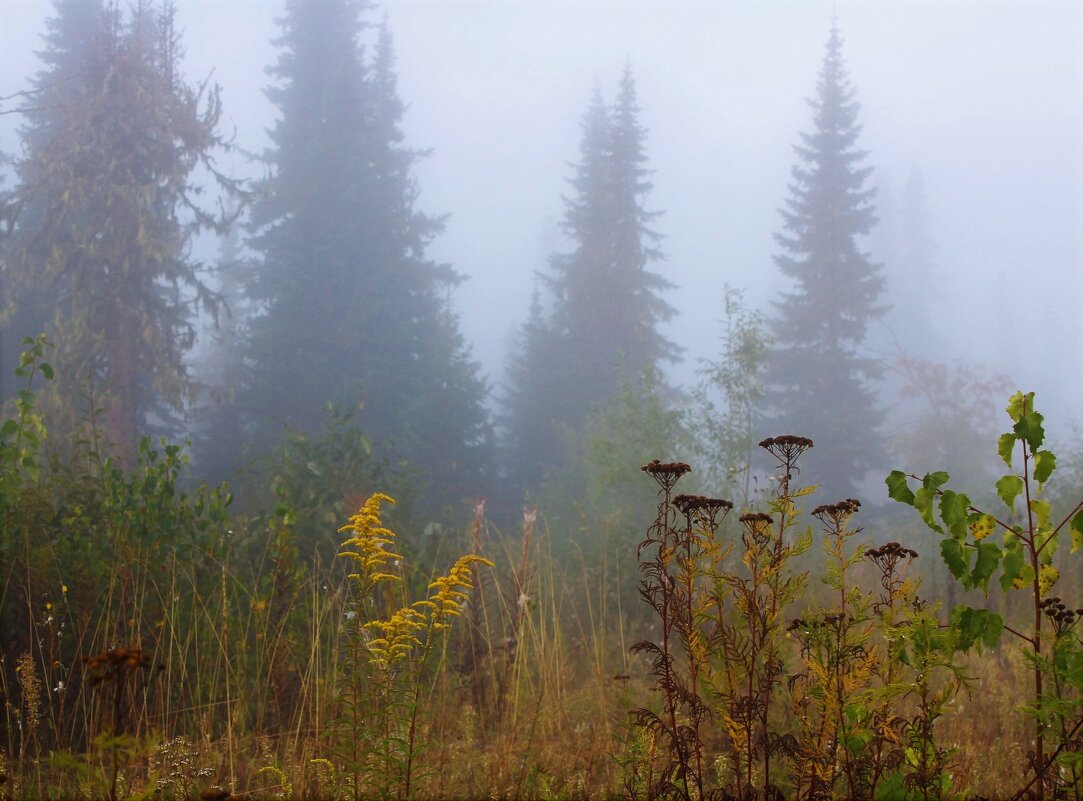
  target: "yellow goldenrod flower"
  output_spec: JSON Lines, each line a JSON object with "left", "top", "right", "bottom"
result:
{"left": 337, "top": 493, "right": 402, "bottom": 589}
{"left": 364, "top": 605, "right": 427, "bottom": 669}
{"left": 363, "top": 554, "right": 494, "bottom": 667}
{"left": 427, "top": 554, "right": 494, "bottom": 628}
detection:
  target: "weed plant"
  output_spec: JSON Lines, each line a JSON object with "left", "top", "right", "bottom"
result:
{"left": 3, "top": 334, "right": 1083, "bottom": 801}
{"left": 629, "top": 433, "right": 990, "bottom": 801}
{"left": 889, "top": 391, "right": 1083, "bottom": 801}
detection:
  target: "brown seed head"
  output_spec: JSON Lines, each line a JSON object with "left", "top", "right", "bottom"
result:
{"left": 641, "top": 460, "right": 692, "bottom": 491}
{"left": 812, "top": 498, "right": 862, "bottom": 529}
{"left": 673, "top": 494, "right": 708, "bottom": 515}
{"left": 641, "top": 460, "right": 692, "bottom": 478}
{"left": 739, "top": 512, "right": 774, "bottom": 526}
{"left": 758, "top": 435, "right": 813, "bottom": 459}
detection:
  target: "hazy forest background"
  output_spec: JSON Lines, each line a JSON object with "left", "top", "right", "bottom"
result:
{"left": 0, "top": 1, "right": 1081, "bottom": 799}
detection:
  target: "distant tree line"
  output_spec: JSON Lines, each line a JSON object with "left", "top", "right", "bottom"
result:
{"left": 1, "top": 0, "right": 892, "bottom": 521}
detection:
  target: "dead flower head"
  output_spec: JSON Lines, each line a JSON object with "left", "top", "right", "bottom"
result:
{"left": 812, "top": 498, "right": 862, "bottom": 530}
{"left": 642, "top": 460, "right": 692, "bottom": 492}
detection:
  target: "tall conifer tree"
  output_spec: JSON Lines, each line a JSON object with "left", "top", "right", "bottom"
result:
{"left": 500, "top": 286, "right": 562, "bottom": 495}
{"left": 1, "top": 0, "right": 105, "bottom": 402}
{"left": 767, "top": 22, "right": 885, "bottom": 497}
{"left": 239, "top": 3, "right": 489, "bottom": 507}
{"left": 1, "top": 0, "right": 239, "bottom": 454}
{"left": 895, "top": 164, "right": 940, "bottom": 356}
{"left": 502, "top": 68, "right": 676, "bottom": 495}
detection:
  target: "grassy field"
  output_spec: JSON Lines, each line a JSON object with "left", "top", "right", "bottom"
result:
{"left": 2, "top": 363, "right": 1081, "bottom": 800}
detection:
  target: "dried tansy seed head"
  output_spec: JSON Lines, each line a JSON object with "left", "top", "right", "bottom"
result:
{"left": 739, "top": 512, "right": 774, "bottom": 544}
{"left": 82, "top": 646, "right": 152, "bottom": 686}
{"left": 758, "top": 435, "right": 813, "bottom": 461}
{"left": 865, "top": 541, "right": 918, "bottom": 562}
{"left": 1041, "top": 596, "right": 1080, "bottom": 634}
{"left": 642, "top": 460, "right": 692, "bottom": 477}
{"left": 812, "top": 498, "right": 862, "bottom": 529}
{"left": 673, "top": 494, "right": 708, "bottom": 515}
{"left": 739, "top": 512, "right": 774, "bottom": 526}
{"left": 642, "top": 460, "right": 692, "bottom": 491}
{"left": 700, "top": 497, "right": 734, "bottom": 528}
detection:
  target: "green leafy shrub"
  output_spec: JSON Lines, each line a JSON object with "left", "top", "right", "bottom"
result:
{"left": 888, "top": 391, "right": 1083, "bottom": 800}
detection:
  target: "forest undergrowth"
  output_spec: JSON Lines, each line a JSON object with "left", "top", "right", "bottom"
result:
{"left": 2, "top": 338, "right": 1082, "bottom": 800}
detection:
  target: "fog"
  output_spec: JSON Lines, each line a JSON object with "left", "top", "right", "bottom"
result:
{"left": 2, "top": 0, "right": 1080, "bottom": 436}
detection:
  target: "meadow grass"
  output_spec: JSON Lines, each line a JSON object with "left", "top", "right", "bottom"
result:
{"left": 2, "top": 360, "right": 1081, "bottom": 800}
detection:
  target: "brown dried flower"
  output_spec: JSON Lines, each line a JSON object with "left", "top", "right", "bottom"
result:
{"left": 641, "top": 460, "right": 692, "bottom": 492}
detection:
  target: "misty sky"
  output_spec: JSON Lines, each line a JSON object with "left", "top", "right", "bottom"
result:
{"left": 2, "top": 0, "right": 1080, "bottom": 436}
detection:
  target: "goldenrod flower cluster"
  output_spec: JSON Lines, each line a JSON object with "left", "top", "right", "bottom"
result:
{"left": 421, "top": 554, "right": 494, "bottom": 630}
{"left": 365, "top": 606, "right": 427, "bottom": 669}
{"left": 337, "top": 493, "right": 403, "bottom": 588}
{"left": 364, "top": 554, "right": 494, "bottom": 669}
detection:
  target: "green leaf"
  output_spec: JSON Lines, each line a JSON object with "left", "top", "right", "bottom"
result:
{"left": 1036, "top": 525, "right": 1059, "bottom": 564}
{"left": 874, "top": 771, "right": 914, "bottom": 801}
{"left": 1031, "top": 499, "right": 1051, "bottom": 532}
{"left": 1034, "top": 450, "right": 1056, "bottom": 485}
{"left": 1001, "top": 534, "right": 1033, "bottom": 592}
{"left": 886, "top": 470, "right": 915, "bottom": 505}
{"left": 0, "top": 419, "right": 17, "bottom": 437}
{"left": 1006, "top": 390, "right": 1030, "bottom": 421}
{"left": 915, "top": 488, "right": 942, "bottom": 533}
{"left": 941, "top": 538, "right": 968, "bottom": 580}
{"left": 925, "top": 471, "right": 950, "bottom": 490}
{"left": 939, "top": 490, "right": 971, "bottom": 539}
{"left": 914, "top": 472, "right": 949, "bottom": 534}
{"left": 998, "top": 433, "right": 1017, "bottom": 466}
{"left": 1001, "top": 532, "right": 1025, "bottom": 591}
{"left": 970, "top": 540, "right": 1001, "bottom": 592}
{"left": 843, "top": 732, "right": 870, "bottom": 757}
{"left": 996, "top": 475, "right": 1023, "bottom": 510}
{"left": 38, "top": 362, "right": 54, "bottom": 381}
{"left": 1071, "top": 510, "right": 1083, "bottom": 554}
{"left": 950, "top": 605, "right": 1004, "bottom": 652}
{"left": 1014, "top": 410, "right": 1046, "bottom": 452}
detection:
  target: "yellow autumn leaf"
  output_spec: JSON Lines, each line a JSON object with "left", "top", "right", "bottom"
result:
{"left": 969, "top": 514, "right": 997, "bottom": 542}
{"left": 1038, "top": 564, "right": 1060, "bottom": 597}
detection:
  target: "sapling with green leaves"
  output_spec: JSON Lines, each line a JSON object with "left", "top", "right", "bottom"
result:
{"left": 888, "top": 391, "right": 1083, "bottom": 801}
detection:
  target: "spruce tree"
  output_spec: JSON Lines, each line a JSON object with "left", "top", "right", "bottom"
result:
{"left": 895, "top": 164, "right": 940, "bottom": 356}
{"left": 607, "top": 68, "right": 679, "bottom": 370}
{"left": 239, "top": 4, "right": 489, "bottom": 508}
{"left": 502, "top": 69, "right": 676, "bottom": 495}
{"left": 191, "top": 215, "right": 253, "bottom": 483}
{"left": 766, "top": 22, "right": 885, "bottom": 498}
{"left": 1, "top": 0, "right": 239, "bottom": 455}
{"left": 500, "top": 286, "right": 563, "bottom": 496}
{"left": 0, "top": 0, "right": 106, "bottom": 402}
